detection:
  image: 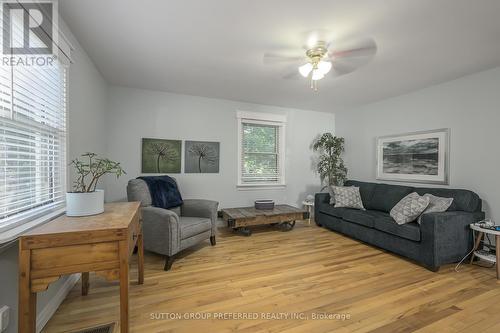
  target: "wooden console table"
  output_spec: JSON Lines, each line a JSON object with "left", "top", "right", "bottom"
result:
{"left": 18, "top": 202, "right": 143, "bottom": 333}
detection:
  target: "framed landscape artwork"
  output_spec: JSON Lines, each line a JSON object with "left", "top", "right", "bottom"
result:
{"left": 142, "top": 138, "right": 182, "bottom": 173}
{"left": 376, "top": 129, "right": 450, "bottom": 184}
{"left": 184, "top": 140, "right": 220, "bottom": 173}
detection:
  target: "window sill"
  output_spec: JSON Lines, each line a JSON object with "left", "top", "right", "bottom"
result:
{"left": 0, "top": 208, "right": 66, "bottom": 248}
{"left": 237, "top": 184, "right": 287, "bottom": 191}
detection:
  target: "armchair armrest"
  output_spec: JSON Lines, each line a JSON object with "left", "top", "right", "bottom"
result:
{"left": 315, "top": 193, "right": 330, "bottom": 204}
{"left": 315, "top": 193, "right": 330, "bottom": 225}
{"left": 181, "top": 199, "right": 219, "bottom": 236}
{"left": 420, "top": 211, "right": 485, "bottom": 267}
{"left": 141, "top": 206, "right": 180, "bottom": 256}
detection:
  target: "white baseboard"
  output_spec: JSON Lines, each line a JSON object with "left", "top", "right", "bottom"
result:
{"left": 36, "top": 273, "right": 80, "bottom": 333}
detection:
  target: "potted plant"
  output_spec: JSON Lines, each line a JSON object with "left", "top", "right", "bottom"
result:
{"left": 66, "top": 152, "right": 125, "bottom": 216}
{"left": 312, "top": 133, "right": 348, "bottom": 190}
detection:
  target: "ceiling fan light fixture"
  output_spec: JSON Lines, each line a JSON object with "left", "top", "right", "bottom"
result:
{"left": 298, "top": 63, "right": 313, "bottom": 77}
{"left": 317, "top": 60, "right": 332, "bottom": 75}
{"left": 311, "top": 69, "right": 324, "bottom": 81}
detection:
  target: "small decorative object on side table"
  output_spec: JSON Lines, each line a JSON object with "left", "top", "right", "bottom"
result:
{"left": 255, "top": 199, "right": 275, "bottom": 210}
{"left": 470, "top": 221, "right": 500, "bottom": 279}
{"left": 67, "top": 152, "right": 125, "bottom": 217}
{"left": 302, "top": 198, "right": 314, "bottom": 225}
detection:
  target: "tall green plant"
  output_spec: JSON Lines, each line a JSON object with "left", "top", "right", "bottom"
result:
{"left": 70, "top": 152, "right": 125, "bottom": 192}
{"left": 312, "top": 133, "right": 348, "bottom": 189}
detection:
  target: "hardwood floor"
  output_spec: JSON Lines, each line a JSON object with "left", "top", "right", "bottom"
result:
{"left": 43, "top": 222, "right": 500, "bottom": 333}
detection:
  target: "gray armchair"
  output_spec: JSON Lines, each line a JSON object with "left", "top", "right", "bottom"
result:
{"left": 127, "top": 179, "right": 218, "bottom": 270}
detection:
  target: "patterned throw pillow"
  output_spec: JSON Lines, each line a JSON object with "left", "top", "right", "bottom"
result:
{"left": 332, "top": 186, "right": 365, "bottom": 210}
{"left": 390, "top": 192, "right": 430, "bottom": 225}
{"left": 417, "top": 194, "right": 454, "bottom": 224}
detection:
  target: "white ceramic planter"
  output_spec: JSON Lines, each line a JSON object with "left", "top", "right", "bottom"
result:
{"left": 66, "top": 190, "right": 105, "bottom": 217}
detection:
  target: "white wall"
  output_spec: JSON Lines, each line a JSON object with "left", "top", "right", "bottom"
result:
{"left": 105, "top": 86, "right": 335, "bottom": 208}
{"left": 336, "top": 66, "right": 500, "bottom": 221}
{"left": 66, "top": 31, "right": 109, "bottom": 181}
{"left": 0, "top": 19, "right": 109, "bottom": 333}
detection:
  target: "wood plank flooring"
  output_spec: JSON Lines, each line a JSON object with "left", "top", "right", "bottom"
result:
{"left": 43, "top": 222, "right": 500, "bottom": 333}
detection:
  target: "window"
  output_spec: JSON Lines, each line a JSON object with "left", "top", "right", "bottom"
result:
{"left": 0, "top": 6, "right": 69, "bottom": 236}
{"left": 237, "top": 111, "right": 286, "bottom": 187}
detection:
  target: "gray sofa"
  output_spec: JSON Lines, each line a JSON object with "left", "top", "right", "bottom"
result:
{"left": 127, "top": 179, "right": 218, "bottom": 270}
{"left": 315, "top": 180, "right": 485, "bottom": 271}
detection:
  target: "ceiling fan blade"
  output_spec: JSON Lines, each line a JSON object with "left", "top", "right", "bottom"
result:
{"left": 282, "top": 70, "right": 300, "bottom": 80}
{"left": 328, "top": 37, "right": 377, "bottom": 59}
{"left": 263, "top": 52, "right": 305, "bottom": 64}
{"left": 331, "top": 60, "right": 357, "bottom": 76}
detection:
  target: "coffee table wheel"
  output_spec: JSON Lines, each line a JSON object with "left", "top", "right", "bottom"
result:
{"left": 280, "top": 221, "right": 296, "bottom": 231}
{"left": 233, "top": 227, "right": 252, "bottom": 236}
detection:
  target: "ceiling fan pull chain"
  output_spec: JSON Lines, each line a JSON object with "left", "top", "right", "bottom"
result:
{"left": 310, "top": 77, "right": 318, "bottom": 91}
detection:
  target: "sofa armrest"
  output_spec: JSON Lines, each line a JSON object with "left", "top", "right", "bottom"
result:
{"left": 141, "top": 206, "right": 180, "bottom": 256}
{"left": 315, "top": 193, "right": 330, "bottom": 225}
{"left": 420, "top": 211, "right": 485, "bottom": 266}
{"left": 181, "top": 199, "right": 219, "bottom": 236}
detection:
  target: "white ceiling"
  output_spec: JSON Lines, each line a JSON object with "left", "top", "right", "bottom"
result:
{"left": 60, "top": 0, "right": 500, "bottom": 112}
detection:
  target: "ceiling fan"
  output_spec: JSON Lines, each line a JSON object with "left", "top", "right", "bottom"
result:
{"left": 263, "top": 33, "right": 377, "bottom": 91}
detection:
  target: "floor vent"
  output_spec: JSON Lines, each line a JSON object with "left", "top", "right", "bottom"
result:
{"left": 71, "top": 323, "right": 115, "bottom": 333}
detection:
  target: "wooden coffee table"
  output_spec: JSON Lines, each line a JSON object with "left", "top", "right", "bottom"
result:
{"left": 222, "top": 204, "right": 309, "bottom": 236}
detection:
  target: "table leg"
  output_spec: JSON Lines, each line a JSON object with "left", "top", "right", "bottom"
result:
{"left": 19, "top": 249, "right": 36, "bottom": 333}
{"left": 119, "top": 240, "right": 130, "bottom": 333}
{"left": 470, "top": 231, "right": 484, "bottom": 264}
{"left": 137, "top": 232, "right": 144, "bottom": 285}
{"left": 496, "top": 235, "right": 500, "bottom": 279}
{"left": 82, "top": 272, "right": 89, "bottom": 296}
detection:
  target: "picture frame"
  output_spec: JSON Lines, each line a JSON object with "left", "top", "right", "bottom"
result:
{"left": 184, "top": 140, "right": 220, "bottom": 173}
{"left": 141, "top": 138, "right": 182, "bottom": 174}
{"left": 376, "top": 129, "right": 450, "bottom": 184}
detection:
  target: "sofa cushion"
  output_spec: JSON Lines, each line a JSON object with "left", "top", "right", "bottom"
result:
{"left": 390, "top": 192, "right": 430, "bottom": 225}
{"left": 374, "top": 217, "right": 421, "bottom": 241}
{"left": 169, "top": 206, "right": 181, "bottom": 217}
{"left": 344, "top": 180, "right": 377, "bottom": 209}
{"left": 343, "top": 210, "right": 375, "bottom": 228}
{"left": 367, "top": 183, "right": 414, "bottom": 212}
{"left": 342, "top": 210, "right": 389, "bottom": 228}
{"left": 319, "top": 205, "right": 351, "bottom": 219}
{"left": 179, "top": 217, "right": 212, "bottom": 240}
{"left": 414, "top": 187, "right": 481, "bottom": 212}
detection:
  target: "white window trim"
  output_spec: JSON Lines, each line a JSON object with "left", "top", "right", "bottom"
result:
{"left": 237, "top": 111, "right": 286, "bottom": 189}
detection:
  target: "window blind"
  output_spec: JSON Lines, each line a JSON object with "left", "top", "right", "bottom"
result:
{"left": 0, "top": 8, "right": 67, "bottom": 232}
{"left": 241, "top": 122, "right": 280, "bottom": 183}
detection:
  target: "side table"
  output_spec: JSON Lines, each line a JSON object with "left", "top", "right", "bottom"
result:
{"left": 469, "top": 223, "right": 500, "bottom": 279}
{"left": 18, "top": 202, "right": 143, "bottom": 333}
{"left": 302, "top": 201, "right": 314, "bottom": 225}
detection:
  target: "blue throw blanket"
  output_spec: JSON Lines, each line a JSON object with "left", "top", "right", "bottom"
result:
{"left": 138, "top": 176, "right": 183, "bottom": 209}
